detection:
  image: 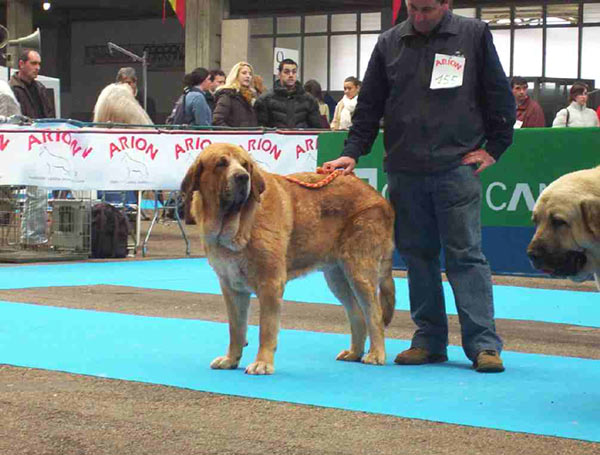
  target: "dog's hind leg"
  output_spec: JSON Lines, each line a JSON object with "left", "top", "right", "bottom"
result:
{"left": 324, "top": 265, "right": 366, "bottom": 362}
{"left": 379, "top": 253, "right": 396, "bottom": 327}
{"left": 342, "top": 259, "right": 386, "bottom": 365}
{"left": 210, "top": 283, "right": 251, "bottom": 370}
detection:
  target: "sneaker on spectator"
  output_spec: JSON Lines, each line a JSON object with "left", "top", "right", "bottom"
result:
{"left": 394, "top": 347, "right": 448, "bottom": 365}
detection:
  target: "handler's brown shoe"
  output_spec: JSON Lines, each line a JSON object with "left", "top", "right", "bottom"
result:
{"left": 394, "top": 347, "right": 448, "bottom": 365}
{"left": 474, "top": 350, "right": 505, "bottom": 373}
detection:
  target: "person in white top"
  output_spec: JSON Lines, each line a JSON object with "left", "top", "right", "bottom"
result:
{"left": 552, "top": 82, "right": 599, "bottom": 128}
{"left": 331, "top": 76, "right": 361, "bottom": 130}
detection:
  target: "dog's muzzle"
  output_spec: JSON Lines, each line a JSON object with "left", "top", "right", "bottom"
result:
{"left": 220, "top": 172, "right": 250, "bottom": 213}
{"left": 527, "top": 245, "right": 587, "bottom": 277}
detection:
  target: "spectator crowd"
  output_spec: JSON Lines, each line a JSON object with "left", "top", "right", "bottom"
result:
{"left": 2, "top": 47, "right": 599, "bottom": 132}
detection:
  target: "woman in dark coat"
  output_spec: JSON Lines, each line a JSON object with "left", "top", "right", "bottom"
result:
{"left": 212, "top": 61, "right": 258, "bottom": 127}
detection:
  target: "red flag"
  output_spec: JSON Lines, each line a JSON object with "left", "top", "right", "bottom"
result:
{"left": 393, "top": 0, "right": 408, "bottom": 26}
{"left": 163, "top": 0, "right": 185, "bottom": 27}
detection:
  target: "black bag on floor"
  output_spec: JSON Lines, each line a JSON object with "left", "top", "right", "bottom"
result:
{"left": 91, "top": 202, "right": 130, "bottom": 258}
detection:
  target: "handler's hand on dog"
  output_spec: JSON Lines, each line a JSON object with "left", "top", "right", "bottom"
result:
{"left": 461, "top": 149, "right": 496, "bottom": 175}
{"left": 322, "top": 156, "right": 356, "bottom": 175}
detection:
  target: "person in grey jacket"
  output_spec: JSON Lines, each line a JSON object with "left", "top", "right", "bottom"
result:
{"left": 324, "top": 0, "right": 515, "bottom": 373}
{"left": 552, "top": 82, "right": 599, "bottom": 128}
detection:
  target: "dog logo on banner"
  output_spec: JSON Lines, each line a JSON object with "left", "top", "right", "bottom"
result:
{"left": 39, "top": 145, "right": 75, "bottom": 179}
{"left": 121, "top": 151, "right": 149, "bottom": 181}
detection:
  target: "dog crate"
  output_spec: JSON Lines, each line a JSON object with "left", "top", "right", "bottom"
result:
{"left": 0, "top": 186, "right": 92, "bottom": 262}
{"left": 50, "top": 198, "right": 91, "bottom": 253}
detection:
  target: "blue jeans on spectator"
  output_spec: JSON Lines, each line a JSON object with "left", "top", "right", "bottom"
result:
{"left": 387, "top": 164, "right": 503, "bottom": 361}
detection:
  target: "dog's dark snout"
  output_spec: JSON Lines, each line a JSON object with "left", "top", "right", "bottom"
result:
{"left": 526, "top": 246, "right": 541, "bottom": 261}
{"left": 526, "top": 243, "right": 546, "bottom": 268}
{"left": 235, "top": 173, "right": 249, "bottom": 184}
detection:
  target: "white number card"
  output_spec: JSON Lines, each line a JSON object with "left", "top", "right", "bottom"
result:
{"left": 430, "top": 53, "right": 466, "bottom": 90}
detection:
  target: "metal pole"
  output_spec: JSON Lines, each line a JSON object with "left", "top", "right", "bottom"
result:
{"left": 106, "top": 42, "right": 149, "bottom": 255}
{"left": 142, "top": 49, "right": 148, "bottom": 111}
{"left": 107, "top": 42, "right": 148, "bottom": 109}
{"left": 136, "top": 190, "right": 142, "bottom": 254}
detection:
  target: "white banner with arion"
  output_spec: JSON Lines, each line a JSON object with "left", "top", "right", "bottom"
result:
{"left": 0, "top": 125, "right": 319, "bottom": 190}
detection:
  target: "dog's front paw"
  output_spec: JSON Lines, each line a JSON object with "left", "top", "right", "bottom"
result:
{"left": 362, "top": 352, "right": 385, "bottom": 365}
{"left": 210, "top": 356, "right": 239, "bottom": 370}
{"left": 245, "top": 361, "right": 274, "bottom": 375}
{"left": 336, "top": 349, "right": 363, "bottom": 362}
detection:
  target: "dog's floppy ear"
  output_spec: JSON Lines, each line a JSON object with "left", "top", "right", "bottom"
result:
{"left": 248, "top": 159, "right": 265, "bottom": 203}
{"left": 181, "top": 159, "right": 203, "bottom": 196}
{"left": 581, "top": 198, "right": 600, "bottom": 239}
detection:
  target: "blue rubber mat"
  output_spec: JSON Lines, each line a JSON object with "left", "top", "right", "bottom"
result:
{"left": 0, "top": 302, "right": 598, "bottom": 442}
{"left": 0, "top": 259, "right": 597, "bottom": 327}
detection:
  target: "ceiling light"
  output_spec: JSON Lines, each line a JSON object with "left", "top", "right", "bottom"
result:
{"left": 42, "top": 2, "right": 51, "bottom": 11}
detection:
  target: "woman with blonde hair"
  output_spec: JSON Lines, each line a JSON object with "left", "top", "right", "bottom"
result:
{"left": 212, "top": 62, "right": 258, "bottom": 127}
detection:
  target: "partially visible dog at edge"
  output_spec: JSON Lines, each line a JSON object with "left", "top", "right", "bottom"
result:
{"left": 93, "top": 83, "right": 152, "bottom": 125}
{"left": 181, "top": 143, "right": 396, "bottom": 375}
{"left": 527, "top": 165, "right": 600, "bottom": 290}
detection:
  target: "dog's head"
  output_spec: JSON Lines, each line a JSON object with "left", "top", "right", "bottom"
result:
{"left": 181, "top": 143, "right": 266, "bottom": 224}
{"left": 527, "top": 173, "right": 600, "bottom": 282}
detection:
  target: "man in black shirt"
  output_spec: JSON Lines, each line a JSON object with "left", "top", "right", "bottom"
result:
{"left": 9, "top": 49, "right": 55, "bottom": 119}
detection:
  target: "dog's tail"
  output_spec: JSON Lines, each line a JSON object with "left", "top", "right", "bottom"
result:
{"left": 379, "top": 254, "right": 396, "bottom": 326}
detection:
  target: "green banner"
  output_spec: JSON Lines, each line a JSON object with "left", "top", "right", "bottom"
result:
{"left": 317, "top": 128, "right": 600, "bottom": 227}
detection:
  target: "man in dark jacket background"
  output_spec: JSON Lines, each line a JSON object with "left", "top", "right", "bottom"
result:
{"left": 9, "top": 49, "right": 56, "bottom": 246}
{"left": 255, "top": 59, "right": 321, "bottom": 128}
{"left": 9, "top": 49, "right": 55, "bottom": 119}
{"left": 324, "top": 0, "right": 515, "bottom": 373}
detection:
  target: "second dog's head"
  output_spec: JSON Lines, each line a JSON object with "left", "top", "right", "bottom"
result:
{"left": 527, "top": 169, "right": 600, "bottom": 282}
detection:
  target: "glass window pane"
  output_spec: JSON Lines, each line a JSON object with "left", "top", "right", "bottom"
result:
{"left": 275, "top": 36, "right": 301, "bottom": 74}
{"left": 481, "top": 7, "right": 511, "bottom": 27}
{"left": 361, "top": 12, "right": 381, "bottom": 31}
{"left": 546, "top": 28, "right": 578, "bottom": 78}
{"left": 249, "top": 38, "right": 274, "bottom": 89}
{"left": 330, "top": 35, "right": 357, "bottom": 90}
{"left": 305, "top": 15, "right": 327, "bottom": 33}
{"left": 547, "top": 4, "right": 579, "bottom": 25}
{"left": 332, "top": 14, "right": 357, "bottom": 32}
{"left": 584, "top": 4, "right": 600, "bottom": 23}
{"left": 454, "top": 8, "right": 476, "bottom": 19}
{"left": 515, "top": 6, "right": 543, "bottom": 27}
{"left": 250, "top": 17, "right": 273, "bottom": 35}
{"left": 360, "top": 34, "right": 378, "bottom": 80}
{"left": 513, "top": 28, "right": 543, "bottom": 77}
{"left": 303, "top": 36, "right": 328, "bottom": 90}
{"left": 490, "top": 29, "right": 511, "bottom": 76}
{"left": 277, "top": 17, "right": 300, "bottom": 34}
{"left": 582, "top": 27, "right": 600, "bottom": 85}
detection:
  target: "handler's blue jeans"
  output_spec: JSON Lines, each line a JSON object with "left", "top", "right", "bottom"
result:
{"left": 387, "top": 165, "right": 503, "bottom": 361}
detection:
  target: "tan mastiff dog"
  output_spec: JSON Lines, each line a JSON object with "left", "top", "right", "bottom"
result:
{"left": 527, "top": 165, "right": 600, "bottom": 289}
{"left": 181, "top": 143, "right": 396, "bottom": 375}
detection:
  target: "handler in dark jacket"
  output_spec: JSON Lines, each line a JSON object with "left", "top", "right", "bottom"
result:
{"left": 324, "top": 0, "right": 515, "bottom": 374}
{"left": 9, "top": 49, "right": 55, "bottom": 119}
{"left": 212, "top": 61, "right": 258, "bottom": 127}
{"left": 255, "top": 58, "right": 322, "bottom": 129}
